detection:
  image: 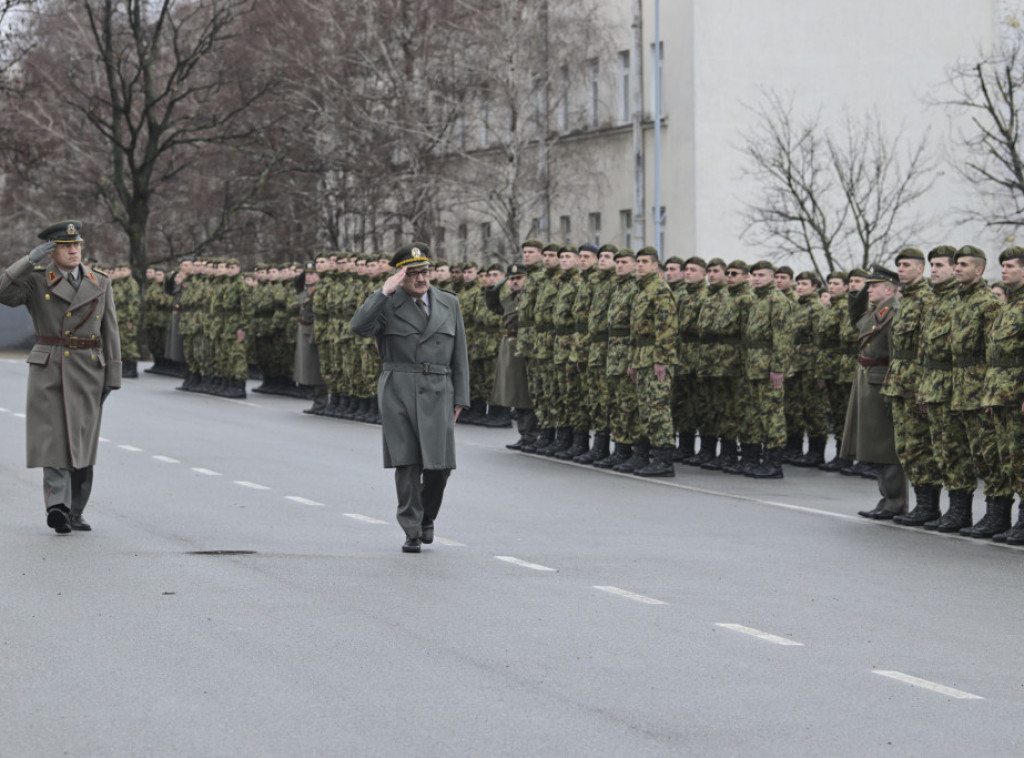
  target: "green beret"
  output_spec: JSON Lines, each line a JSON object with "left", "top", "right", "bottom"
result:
{"left": 827, "top": 270, "right": 849, "bottom": 283}
{"left": 796, "top": 270, "right": 820, "bottom": 283}
{"left": 614, "top": 248, "right": 636, "bottom": 260}
{"left": 449, "top": 262, "right": 464, "bottom": 271}
{"left": 664, "top": 256, "right": 685, "bottom": 267}
{"left": 522, "top": 239, "right": 544, "bottom": 250}
{"left": 432, "top": 258, "right": 450, "bottom": 268}
{"left": 579, "top": 243, "right": 599, "bottom": 254}
{"left": 560, "top": 245, "right": 578, "bottom": 255}
{"left": 637, "top": 246, "right": 659, "bottom": 259}
{"left": 706, "top": 257, "right": 727, "bottom": 270}
{"left": 684, "top": 256, "right": 708, "bottom": 269}
{"left": 927, "top": 245, "right": 957, "bottom": 261}
{"left": 38, "top": 220, "right": 84, "bottom": 243}
{"left": 954, "top": 245, "right": 986, "bottom": 263}
{"left": 598, "top": 243, "right": 619, "bottom": 254}
{"left": 750, "top": 260, "right": 775, "bottom": 273}
{"left": 895, "top": 247, "right": 925, "bottom": 262}
{"left": 542, "top": 243, "right": 561, "bottom": 253}
{"left": 390, "top": 243, "right": 431, "bottom": 270}
{"left": 486, "top": 263, "right": 503, "bottom": 273}
{"left": 998, "top": 246, "right": 1024, "bottom": 263}
{"left": 848, "top": 268, "right": 869, "bottom": 279}
{"left": 774, "top": 265, "right": 793, "bottom": 277}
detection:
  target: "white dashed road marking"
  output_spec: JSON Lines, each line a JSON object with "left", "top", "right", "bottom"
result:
{"left": 235, "top": 481, "right": 270, "bottom": 490}
{"left": 13, "top": 412, "right": 25, "bottom": 418}
{"left": 496, "top": 556, "right": 556, "bottom": 572}
{"left": 0, "top": 407, "right": 9, "bottom": 412}
{"left": 286, "top": 496, "right": 324, "bottom": 507}
{"left": 118, "top": 445, "right": 143, "bottom": 452}
{"left": 872, "top": 670, "right": 983, "bottom": 700}
{"left": 192, "top": 468, "right": 222, "bottom": 476}
{"left": 434, "top": 537, "right": 465, "bottom": 547}
{"left": 343, "top": 513, "right": 387, "bottom": 524}
{"left": 99, "top": 437, "right": 110, "bottom": 443}
{"left": 716, "top": 623, "right": 804, "bottom": 646}
{"left": 593, "top": 586, "right": 667, "bottom": 605}
{"left": 152, "top": 455, "right": 179, "bottom": 463}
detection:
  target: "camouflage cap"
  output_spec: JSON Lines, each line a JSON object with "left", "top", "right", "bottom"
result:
{"left": 927, "top": 245, "right": 957, "bottom": 262}
{"left": 954, "top": 245, "right": 986, "bottom": 263}
{"left": 750, "top": 260, "right": 775, "bottom": 273}
{"left": 895, "top": 246, "right": 926, "bottom": 262}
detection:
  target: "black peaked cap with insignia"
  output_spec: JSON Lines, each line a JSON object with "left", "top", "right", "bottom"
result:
{"left": 39, "top": 220, "right": 84, "bottom": 243}
{"left": 863, "top": 265, "right": 899, "bottom": 285}
{"left": 390, "top": 243, "right": 431, "bottom": 270}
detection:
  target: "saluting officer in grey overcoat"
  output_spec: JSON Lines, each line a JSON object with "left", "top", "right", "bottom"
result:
{"left": 350, "top": 243, "right": 470, "bottom": 553}
{"left": 0, "top": 221, "right": 122, "bottom": 533}
{"left": 840, "top": 265, "right": 908, "bottom": 519}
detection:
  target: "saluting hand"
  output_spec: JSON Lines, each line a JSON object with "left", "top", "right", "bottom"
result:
{"left": 654, "top": 364, "right": 667, "bottom": 382}
{"left": 28, "top": 240, "right": 55, "bottom": 264}
{"left": 382, "top": 268, "right": 408, "bottom": 295}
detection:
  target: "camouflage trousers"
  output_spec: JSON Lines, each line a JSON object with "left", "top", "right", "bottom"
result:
{"left": 338, "top": 340, "right": 358, "bottom": 395}
{"left": 219, "top": 332, "right": 248, "bottom": 380}
{"left": 610, "top": 373, "right": 641, "bottom": 444}
{"left": 637, "top": 366, "right": 676, "bottom": 448}
{"left": 469, "top": 356, "right": 496, "bottom": 403}
{"left": 891, "top": 397, "right": 942, "bottom": 488}
{"left": 119, "top": 326, "right": 141, "bottom": 361}
{"left": 943, "top": 408, "right": 1012, "bottom": 496}
{"left": 585, "top": 363, "right": 611, "bottom": 434}
{"left": 555, "top": 360, "right": 586, "bottom": 429}
{"left": 705, "top": 376, "right": 748, "bottom": 442}
{"left": 526, "top": 359, "right": 546, "bottom": 428}
{"left": 993, "top": 406, "right": 1024, "bottom": 497}
{"left": 826, "top": 380, "right": 852, "bottom": 443}
{"left": 532, "top": 359, "right": 557, "bottom": 428}
{"left": 672, "top": 373, "right": 709, "bottom": 435}
{"left": 785, "top": 372, "right": 829, "bottom": 438}
{"left": 743, "top": 379, "right": 786, "bottom": 448}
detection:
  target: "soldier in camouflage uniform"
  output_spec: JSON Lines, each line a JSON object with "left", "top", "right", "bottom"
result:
{"left": 574, "top": 243, "right": 618, "bottom": 463}
{"left": 736, "top": 260, "right": 794, "bottom": 478}
{"left": 666, "top": 256, "right": 706, "bottom": 462}
{"left": 457, "top": 261, "right": 489, "bottom": 424}
{"left": 333, "top": 255, "right": 361, "bottom": 416}
{"left": 522, "top": 243, "right": 562, "bottom": 453}
{"left": 514, "top": 240, "right": 545, "bottom": 447}
{"left": 110, "top": 264, "right": 141, "bottom": 377}
{"left": 594, "top": 249, "right": 641, "bottom": 470}
{"left": 625, "top": 247, "right": 679, "bottom": 477}
{"left": 541, "top": 246, "right": 584, "bottom": 457}
{"left": 210, "top": 259, "right": 249, "bottom": 398}
{"left": 688, "top": 258, "right": 727, "bottom": 465}
{"left": 143, "top": 267, "right": 174, "bottom": 374}
{"left": 785, "top": 271, "right": 828, "bottom": 467}
{"left": 774, "top": 265, "right": 796, "bottom": 302}
{"left": 815, "top": 272, "right": 853, "bottom": 471}
{"left": 984, "top": 247, "right": 1024, "bottom": 544}
{"left": 471, "top": 263, "right": 510, "bottom": 427}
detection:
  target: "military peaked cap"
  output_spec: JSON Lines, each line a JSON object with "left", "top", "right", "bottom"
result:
{"left": 863, "top": 265, "right": 899, "bottom": 285}
{"left": 39, "top": 220, "right": 84, "bottom": 243}
{"left": 506, "top": 263, "right": 527, "bottom": 277}
{"left": 390, "top": 243, "right": 432, "bottom": 270}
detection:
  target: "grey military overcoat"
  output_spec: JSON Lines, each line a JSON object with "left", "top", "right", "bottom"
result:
{"left": 350, "top": 286, "right": 470, "bottom": 470}
{"left": 485, "top": 286, "right": 532, "bottom": 408}
{"left": 840, "top": 293, "right": 899, "bottom": 464}
{"left": 293, "top": 285, "right": 324, "bottom": 386}
{"left": 0, "top": 256, "right": 122, "bottom": 469}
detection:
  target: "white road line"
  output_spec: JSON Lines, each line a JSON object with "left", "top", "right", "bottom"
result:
{"left": 0, "top": 407, "right": 9, "bottom": 413}
{"left": 13, "top": 412, "right": 25, "bottom": 419}
{"left": 496, "top": 556, "right": 556, "bottom": 572}
{"left": 343, "top": 513, "right": 387, "bottom": 525}
{"left": 152, "top": 455, "right": 180, "bottom": 464}
{"left": 435, "top": 537, "right": 465, "bottom": 547}
{"left": 221, "top": 399, "right": 263, "bottom": 408}
{"left": 286, "top": 496, "right": 325, "bottom": 506}
{"left": 716, "top": 623, "right": 804, "bottom": 646}
{"left": 234, "top": 481, "right": 270, "bottom": 490}
{"left": 99, "top": 437, "right": 110, "bottom": 443}
{"left": 118, "top": 445, "right": 143, "bottom": 452}
{"left": 593, "top": 585, "right": 667, "bottom": 605}
{"left": 872, "top": 670, "right": 983, "bottom": 700}
{"left": 191, "top": 468, "right": 222, "bottom": 476}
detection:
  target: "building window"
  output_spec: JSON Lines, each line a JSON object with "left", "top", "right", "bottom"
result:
{"left": 620, "top": 209, "right": 632, "bottom": 249}
{"left": 587, "top": 58, "right": 599, "bottom": 128}
{"left": 529, "top": 218, "right": 540, "bottom": 238}
{"left": 588, "top": 212, "right": 601, "bottom": 245}
{"left": 650, "top": 41, "right": 664, "bottom": 115}
{"left": 557, "top": 65, "right": 570, "bottom": 132}
{"left": 458, "top": 223, "right": 468, "bottom": 257}
{"left": 618, "top": 50, "right": 630, "bottom": 124}
{"left": 455, "top": 114, "right": 467, "bottom": 151}
{"left": 559, "top": 215, "right": 571, "bottom": 244}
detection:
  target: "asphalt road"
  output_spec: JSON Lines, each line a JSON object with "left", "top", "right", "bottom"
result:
{"left": 1, "top": 356, "right": 1022, "bottom": 757}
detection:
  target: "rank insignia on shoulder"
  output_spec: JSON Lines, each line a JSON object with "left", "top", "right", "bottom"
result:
{"left": 876, "top": 307, "right": 890, "bottom": 320}
{"left": 88, "top": 270, "right": 97, "bottom": 283}
{"left": 34, "top": 265, "right": 47, "bottom": 271}
{"left": 47, "top": 271, "right": 57, "bottom": 284}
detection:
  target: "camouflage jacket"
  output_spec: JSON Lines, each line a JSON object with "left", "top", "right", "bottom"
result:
{"left": 336, "top": 274, "right": 362, "bottom": 343}
{"left": 981, "top": 282, "right": 1024, "bottom": 407}
{"left": 813, "top": 292, "right": 847, "bottom": 382}
{"left": 695, "top": 282, "right": 727, "bottom": 377}
{"left": 515, "top": 263, "right": 545, "bottom": 358}
{"left": 916, "top": 278, "right": 959, "bottom": 404}
{"left": 585, "top": 268, "right": 617, "bottom": 369}
{"left": 112, "top": 276, "right": 141, "bottom": 359}
{"left": 312, "top": 272, "right": 337, "bottom": 342}
{"left": 144, "top": 279, "right": 172, "bottom": 333}
{"left": 532, "top": 267, "right": 561, "bottom": 360}
{"left": 216, "top": 275, "right": 249, "bottom": 334}
{"left": 701, "top": 282, "right": 752, "bottom": 378}
{"left": 629, "top": 271, "right": 678, "bottom": 368}
{"left": 552, "top": 267, "right": 582, "bottom": 364}
{"left": 675, "top": 280, "right": 707, "bottom": 374}
{"left": 881, "top": 278, "right": 933, "bottom": 399}
{"left": 838, "top": 289, "right": 861, "bottom": 381}
{"left": 745, "top": 283, "right": 794, "bottom": 379}
{"left": 249, "top": 280, "right": 278, "bottom": 338}
{"left": 791, "top": 293, "right": 823, "bottom": 374}
{"left": 605, "top": 274, "right": 638, "bottom": 376}
{"left": 950, "top": 279, "right": 1002, "bottom": 411}
{"left": 569, "top": 267, "right": 596, "bottom": 364}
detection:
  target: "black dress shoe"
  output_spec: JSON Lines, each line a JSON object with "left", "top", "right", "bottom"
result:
{"left": 402, "top": 538, "right": 421, "bottom": 553}
{"left": 421, "top": 522, "right": 434, "bottom": 544}
{"left": 870, "top": 510, "right": 899, "bottom": 521}
{"left": 69, "top": 515, "right": 91, "bottom": 531}
{"left": 858, "top": 506, "right": 886, "bottom": 519}
{"left": 46, "top": 505, "right": 71, "bottom": 534}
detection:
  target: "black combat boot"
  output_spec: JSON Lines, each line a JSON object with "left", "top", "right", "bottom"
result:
{"left": 614, "top": 440, "right": 651, "bottom": 473}
{"left": 701, "top": 438, "right": 735, "bottom": 471}
{"left": 781, "top": 433, "right": 804, "bottom": 464}
{"left": 521, "top": 428, "right": 554, "bottom": 454}
{"left": 324, "top": 394, "right": 340, "bottom": 416}
{"left": 960, "top": 496, "right": 1013, "bottom": 538}
{"left": 893, "top": 485, "right": 941, "bottom": 526}
{"left": 222, "top": 378, "right": 246, "bottom": 399}
{"left": 724, "top": 443, "right": 761, "bottom": 475}
{"left": 673, "top": 433, "right": 696, "bottom": 463}
{"left": 539, "top": 428, "right": 573, "bottom": 457}
{"left": 351, "top": 397, "right": 372, "bottom": 422}
{"left": 819, "top": 452, "right": 852, "bottom": 472}
{"left": 122, "top": 360, "right": 139, "bottom": 378}
{"left": 458, "top": 399, "right": 486, "bottom": 424}
{"left": 746, "top": 447, "right": 784, "bottom": 479}
{"left": 791, "top": 437, "right": 826, "bottom": 467}
{"left": 931, "top": 489, "right": 973, "bottom": 533}
{"left": 635, "top": 446, "right": 676, "bottom": 478}
{"left": 575, "top": 432, "right": 609, "bottom": 464}
{"left": 480, "top": 406, "right": 513, "bottom": 428}
{"left": 1002, "top": 502, "right": 1024, "bottom": 545}
{"left": 368, "top": 397, "right": 381, "bottom": 424}
{"left": 686, "top": 435, "right": 717, "bottom": 466}
{"left": 593, "top": 442, "right": 631, "bottom": 469}
{"left": 555, "top": 430, "right": 590, "bottom": 460}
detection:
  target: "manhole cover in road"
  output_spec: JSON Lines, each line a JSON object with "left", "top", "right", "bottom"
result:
{"left": 187, "top": 550, "right": 257, "bottom": 556}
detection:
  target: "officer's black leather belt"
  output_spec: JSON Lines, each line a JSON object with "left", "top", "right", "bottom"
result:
{"left": 382, "top": 361, "right": 450, "bottom": 375}
{"left": 953, "top": 354, "right": 985, "bottom": 368}
{"left": 924, "top": 358, "right": 952, "bottom": 370}
{"left": 989, "top": 355, "right": 1024, "bottom": 368}
{"left": 858, "top": 356, "right": 889, "bottom": 367}
{"left": 36, "top": 335, "right": 101, "bottom": 349}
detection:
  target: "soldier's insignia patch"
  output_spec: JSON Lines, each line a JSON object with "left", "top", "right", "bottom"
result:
{"left": 877, "top": 307, "right": 890, "bottom": 320}
{"left": 411, "top": 247, "right": 422, "bottom": 258}
{"left": 66, "top": 223, "right": 76, "bottom": 236}
{"left": 88, "top": 270, "right": 97, "bottom": 283}
{"left": 48, "top": 271, "right": 57, "bottom": 284}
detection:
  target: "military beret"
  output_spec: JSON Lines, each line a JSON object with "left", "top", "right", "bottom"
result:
{"left": 38, "top": 220, "right": 84, "bottom": 243}
{"left": 895, "top": 247, "right": 925, "bottom": 262}
{"left": 506, "top": 263, "right": 527, "bottom": 277}
{"left": 750, "top": 260, "right": 775, "bottom": 273}
{"left": 927, "top": 245, "right": 957, "bottom": 261}
{"left": 726, "top": 260, "right": 749, "bottom": 272}
{"left": 579, "top": 243, "right": 598, "bottom": 254}
{"left": 598, "top": 243, "right": 619, "bottom": 254}
{"left": 848, "top": 268, "right": 869, "bottom": 279}
{"left": 390, "top": 243, "right": 432, "bottom": 270}
{"left": 560, "top": 245, "right": 578, "bottom": 255}
{"left": 253, "top": 262, "right": 269, "bottom": 271}
{"left": 827, "top": 270, "right": 849, "bottom": 282}
{"left": 706, "top": 257, "right": 727, "bottom": 270}
{"left": 224, "top": 258, "right": 239, "bottom": 266}
{"left": 684, "top": 256, "right": 708, "bottom": 269}
{"left": 863, "top": 265, "right": 899, "bottom": 285}
{"left": 486, "top": 263, "right": 503, "bottom": 273}
{"left": 521, "top": 238, "right": 545, "bottom": 250}
{"left": 954, "top": 245, "right": 986, "bottom": 263}
{"left": 614, "top": 248, "right": 636, "bottom": 260}
{"left": 796, "top": 270, "right": 820, "bottom": 283}
{"left": 637, "top": 246, "right": 659, "bottom": 259}
{"left": 998, "top": 246, "right": 1024, "bottom": 263}
{"left": 432, "top": 258, "right": 450, "bottom": 268}
{"left": 542, "top": 243, "right": 561, "bottom": 253}
{"left": 448, "top": 261, "right": 463, "bottom": 271}
{"left": 774, "top": 265, "right": 793, "bottom": 277}
{"left": 664, "top": 256, "right": 686, "bottom": 267}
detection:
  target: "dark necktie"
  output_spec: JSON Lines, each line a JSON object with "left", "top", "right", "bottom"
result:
{"left": 415, "top": 297, "right": 427, "bottom": 320}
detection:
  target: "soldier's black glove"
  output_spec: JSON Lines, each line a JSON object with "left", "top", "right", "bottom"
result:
{"left": 101, "top": 386, "right": 115, "bottom": 404}
{"left": 28, "top": 240, "right": 55, "bottom": 263}
{"left": 294, "top": 273, "right": 306, "bottom": 293}
{"left": 883, "top": 398, "right": 893, "bottom": 420}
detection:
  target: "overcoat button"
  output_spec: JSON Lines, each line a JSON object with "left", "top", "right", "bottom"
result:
{"left": 66, "top": 312, "right": 72, "bottom": 317}
{"left": 64, "top": 351, "right": 70, "bottom": 356}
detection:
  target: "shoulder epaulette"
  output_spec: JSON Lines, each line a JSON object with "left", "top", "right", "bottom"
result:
{"left": 33, "top": 265, "right": 47, "bottom": 272}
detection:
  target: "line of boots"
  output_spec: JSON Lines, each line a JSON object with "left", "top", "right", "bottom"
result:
{"left": 307, "top": 394, "right": 381, "bottom": 423}
{"left": 456, "top": 400, "right": 512, "bottom": 428}
{"left": 176, "top": 372, "right": 246, "bottom": 398}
